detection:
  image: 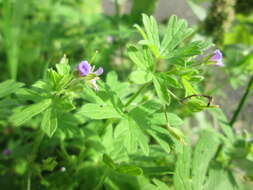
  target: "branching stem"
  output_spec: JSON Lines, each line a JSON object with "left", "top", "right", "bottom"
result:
{"left": 230, "top": 74, "right": 253, "bottom": 126}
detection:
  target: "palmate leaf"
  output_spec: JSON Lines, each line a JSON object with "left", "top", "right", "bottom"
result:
{"left": 106, "top": 71, "right": 130, "bottom": 98}
{"left": 204, "top": 164, "right": 238, "bottom": 190}
{"left": 150, "top": 112, "right": 183, "bottom": 126}
{"left": 142, "top": 14, "right": 160, "bottom": 49}
{"left": 41, "top": 107, "right": 58, "bottom": 137}
{"left": 191, "top": 130, "right": 220, "bottom": 190}
{"left": 135, "top": 14, "right": 211, "bottom": 63}
{"left": 134, "top": 14, "right": 160, "bottom": 57}
{"left": 153, "top": 75, "right": 171, "bottom": 104}
{"left": 114, "top": 119, "right": 138, "bottom": 154}
{"left": 147, "top": 128, "right": 171, "bottom": 153}
{"left": 160, "top": 15, "right": 193, "bottom": 56}
{"left": 129, "top": 70, "right": 153, "bottom": 84}
{"left": 166, "top": 40, "right": 212, "bottom": 60}
{"left": 77, "top": 103, "right": 122, "bottom": 120}
{"left": 56, "top": 55, "right": 70, "bottom": 75}
{"left": 128, "top": 117, "right": 150, "bottom": 155}
{"left": 10, "top": 99, "right": 52, "bottom": 126}
{"left": 0, "top": 80, "right": 24, "bottom": 98}
{"left": 174, "top": 143, "right": 192, "bottom": 190}
{"left": 127, "top": 45, "right": 154, "bottom": 71}
{"left": 114, "top": 106, "right": 151, "bottom": 156}
{"left": 174, "top": 129, "right": 221, "bottom": 190}
{"left": 181, "top": 76, "right": 199, "bottom": 96}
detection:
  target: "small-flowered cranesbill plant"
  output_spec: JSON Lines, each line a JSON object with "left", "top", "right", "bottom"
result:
{"left": 3, "top": 14, "right": 245, "bottom": 190}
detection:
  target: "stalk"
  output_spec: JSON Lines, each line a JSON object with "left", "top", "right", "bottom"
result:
{"left": 27, "top": 131, "right": 45, "bottom": 190}
{"left": 124, "top": 83, "right": 149, "bottom": 108}
{"left": 230, "top": 74, "right": 253, "bottom": 126}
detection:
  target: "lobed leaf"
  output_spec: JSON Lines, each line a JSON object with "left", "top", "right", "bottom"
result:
{"left": 41, "top": 107, "right": 58, "bottom": 137}
{"left": 10, "top": 99, "right": 52, "bottom": 126}
{"left": 77, "top": 103, "right": 122, "bottom": 119}
{"left": 0, "top": 80, "right": 24, "bottom": 98}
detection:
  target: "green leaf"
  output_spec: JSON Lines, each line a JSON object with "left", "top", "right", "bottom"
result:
{"left": 42, "top": 157, "right": 58, "bottom": 171}
{"left": 187, "top": 0, "right": 207, "bottom": 21}
{"left": 10, "top": 99, "right": 52, "bottom": 126}
{"left": 127, "top": 45, "right": 147, "bottom": 70}
{"left": 77, "top": 103, "right": 122, "bottom": 119}
{"left": 41, "top": 108, "right": 58, "bottom": 137}
{"left": 56, "top": 55, "right": 70, "bottom": 75}
{"left": 142, "top": 14, "right": 160, "bottom": 49}
{"left": 152, "top": 179, "right": 171, "bottom": 190}
{"left": 129, "top": 70, "right": 153, "bottom": 84}
{"left": 153, "top": 76, "right": 170, "bottom": 104}
{"left": 150, "top": 113, "right": 184, "bottom": 126}
{"left": 174, "top": 144, "right": 192, "bottom": 190}
{"left": 116, "top": 164, "right": 143, "bottom": 176}
{"left": 114, "top": 116, "right": 149, "bottom": 155}
{"left": 157, "top": 73, "right": 181, "bottom": 88}
{"left": 0, "top": 80, "right": 24, "bottom": 98}
{"left": 134, "top": 14, "right": 160, "bottom": 57}
{"left": 204, "top": 164, "right": 238, "bottom": 190}
{"left": 103, "top": 154, "right": 116, "bottom": 169}
{"left": 114, "top": 119, "right": 138, "bottom": 153}
{"left": 166, "top": 41, "right": 211, "bottom": 60}
{"left": 129, "top": 117, "right": 150, "bottom": 155}
{"left": 181, "top": 76, "right": 198, "bottom": 96}
{"left": 210, "top": 109, "right": 234, "bottom": 140}
{"left": 160, "top": 15, "right": 193, "bottom": 56}
{"left": 191, "top": 130, "right": 220, "bottom": 190}
{"left": 127, "top": 45, "right": 154, "bottom": 70}
{"left": 167, "top": 126, "right": 185, "bottom": 143}
{"left": 147, "top": 129, "right": 171, "bottom": 153}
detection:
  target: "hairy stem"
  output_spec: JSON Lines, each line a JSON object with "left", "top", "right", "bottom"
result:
{"left": 230, "top": 74, "right": 253, "bottom": 126}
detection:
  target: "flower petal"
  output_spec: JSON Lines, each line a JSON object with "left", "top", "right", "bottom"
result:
{"left": 90, "top": 78, "right": 99, "bottom": 91}
{"left": 210, "top": 49, "right": 222, "bottom": 61}
{"left": 215, "top": 60, "right": 224, "bottom": 67}
{"left": 77, "top": 61, "right": 91, "bottom": 76}
{"left": 94, "top": 67, "right": 103, "bottom": 76}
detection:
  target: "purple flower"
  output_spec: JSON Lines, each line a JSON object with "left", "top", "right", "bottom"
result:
{"left": 78, "top": 61, "right": 91, "bottom": 76}
{"left": 106, "top": 35, "right": 114, "bottom": 43}
{"left": 77, "top": 61, "right": 103, "bottom": 91}
{"left": 94, "top": 67, "right": 104, "bottom": 76}
{"left": 2, "top": 149, "right": 11, "bottom": 155}
{"left": 210, "top": 49, "right": 224, "bottom": 67}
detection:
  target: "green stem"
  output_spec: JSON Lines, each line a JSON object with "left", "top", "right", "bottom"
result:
{"left": 114, "top": 0, "right": 120, "bottom": 23}
{"left": 167, "top": 88, "right": 180, "bottom": 101}
{"left": 94, "top": 168, "right": 109, "bottom": 190}
{"left": 230, "top": 74, "right": 253, "bottom": 126}
{"left": 27, "top": 172, "right": 31, "bottom": 190}
{"left": 124, "top": 83, "right": 149, "bottom": 108}
{"left": 27, "top": 131, "right": 44, "bottom": 190}
{"left": 60, "top": 138, "right": 72, "bottom": 162}
{"left": 30, "top": 131, "right": 44, "bottom": 162}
